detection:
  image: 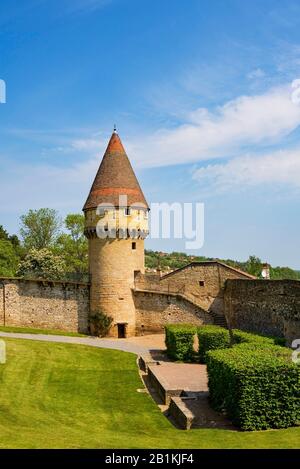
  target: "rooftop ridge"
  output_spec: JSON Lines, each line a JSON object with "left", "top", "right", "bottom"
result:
{"left": 160, "top": 260, "right": 257, "bottom": 280}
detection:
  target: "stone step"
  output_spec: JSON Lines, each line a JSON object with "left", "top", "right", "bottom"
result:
{"left": 169, "top": 395, "right": 235, "bottom": 430}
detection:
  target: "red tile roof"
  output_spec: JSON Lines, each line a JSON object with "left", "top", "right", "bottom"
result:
{"left": 83, "top": 131, "right": 149, "bottom": 211}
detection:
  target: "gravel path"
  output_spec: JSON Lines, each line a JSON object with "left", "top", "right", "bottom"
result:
{"left": 0, "top": 331, "right": 165, "bottom": 356}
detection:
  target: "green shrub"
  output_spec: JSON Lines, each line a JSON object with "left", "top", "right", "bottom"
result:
{"left": 232, "top": 329, "right": 286, "bottom": 347}
{"left": 273, "top": 336, "right": 287, "bottom": 346}
{"left": 197, "top": 325, "right": 230, "bottom": 363}
{"left": 207, "top": 344, "right": 300, "bottom": 431}
{"left": 165, "top": 324, "right": 196, "bottom": 361}
{"left": 88, "top": 311, "right": 113, "bottom": 337}
{"left": 232, "top": 329, "right": 275, "bottom": 345}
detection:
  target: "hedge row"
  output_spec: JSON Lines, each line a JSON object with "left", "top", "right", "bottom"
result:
{"left": 164, "top": 323, "right": 285, "bottom": 363}
{"left": 232, "top": 329, "right": 286, "bottom": 347}
{"left": 165, "top": 324, "right": 196, "bottom": 361}
{"left": 206, "top": 344, "right": 300, "bottom": 431}
{"left": 197, "top": 326, "right": 285, "bottom": 363}
{"left": 197, "top": 326, "right": 230, "bottom": 363}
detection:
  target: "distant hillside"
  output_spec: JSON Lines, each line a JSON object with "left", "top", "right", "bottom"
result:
{"left": 145, "top": 250, "right": 300, "bottom": 280}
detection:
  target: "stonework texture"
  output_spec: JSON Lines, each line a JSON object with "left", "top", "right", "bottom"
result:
{"left": 88, "top": 236, "right": 145, "bottom": 337}
{"left": 224, "top": 279, "right": 300, "bottom": 345}
{"left": 134, "top": 290, "right": 213, "bottom": 334}
{"left": 158, "top": 262, "right": 254, "bottom": 315}
{"left": 0, "top": 278, "right": 89, "bottom": 333}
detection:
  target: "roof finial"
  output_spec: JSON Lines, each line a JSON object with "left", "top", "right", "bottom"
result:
{"left": 113, "top": 124, "right": 117, "bottom": 134}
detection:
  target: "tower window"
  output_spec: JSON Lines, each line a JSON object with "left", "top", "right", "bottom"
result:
{"left": 98, "top": 208, "right": 106, "bottom": 217}
{"left": 124, "top": 208, "right": 131, "bottom": 216}
{"left": 132, "top": 242, "right": 136, "bottom": 250}
{"left": 199, "top": 281, "right": 205, "bottom": 287}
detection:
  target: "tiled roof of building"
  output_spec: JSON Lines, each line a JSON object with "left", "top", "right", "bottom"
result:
{"left": 83, "top": 130, "right": 149, "bottom": 211}
{"left": 161, "top": 260, "right": 257, "bottom": 280}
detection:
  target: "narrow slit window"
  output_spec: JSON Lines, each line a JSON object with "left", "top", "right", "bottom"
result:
{"left": 199, "top": 281, "right": 205, "bottom": 287}
{"left": 132, "top": 242, "right": 136, "bottom": 250}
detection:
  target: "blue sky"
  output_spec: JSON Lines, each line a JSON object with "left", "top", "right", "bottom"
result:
{"left": 1, "top": 0, "right": 300, "bottom": 267}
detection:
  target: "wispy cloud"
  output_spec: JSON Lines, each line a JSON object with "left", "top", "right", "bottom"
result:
{"left": 0, "top": 154, "right": 100, "bottom": 215}
{"left": 192, "top": 147, "right": 300, "bottom": 193}
{"left": 3, "top": 81, "right": 300, "bottom": 219}
{"left": 60, "top": 82, "right": 300, "bottom": 169}
{"left": 247, "top": 68, "right": 265, "bottom": 80}
{"left": 127, "top": 83, "right": 300, "bottom": 168}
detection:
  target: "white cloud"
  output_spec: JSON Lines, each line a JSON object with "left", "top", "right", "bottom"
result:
{"left": 2, "top": 82, "right": 300, "bottom": 221}
{"left": 71, "top": 138, "right": 104, "bottom": 151}
{"left": 247, "top": 68, "right": 265, "bottom": 80}
{"left": 126, "top": 83, "right": 300, "bottom": 168}
{"left": 45, "top": 82, "right": 300, "bottom": 170}
{"left": 0, "top": 155, "right": 100, "bottom": 215}
{"left": 192, "top": 147, "right": 300, "bottom": 191}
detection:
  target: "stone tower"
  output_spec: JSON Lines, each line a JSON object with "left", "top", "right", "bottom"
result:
{"left": 83, "top": 129, "right": 149, "bottom": 337}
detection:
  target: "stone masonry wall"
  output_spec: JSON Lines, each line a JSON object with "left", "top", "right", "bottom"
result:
{"left": 224, "top": 279, "right": 300, "bottom": 345}
{"left": 133, "top": 290, "right": 214, "bottom": 335}
{"left": 136, "top": 263, "right": 253, "bottom": 316}
{"left": 0, "top": 278, "right": 89, "bottom": 333}
{"left": 89, "top": 237, "right": 145, "bottom": 337}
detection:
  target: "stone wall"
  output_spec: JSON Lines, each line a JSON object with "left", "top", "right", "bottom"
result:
{"left": 133, "top": 290, "right": 214, "bottom": 335}
{"left": 88, "top": 236, "right": 145, "bottom": 337}
{"left": 136, "top": 262, "right": 254, "bottom": 316}
{"left": 224, "top": 279, "right": 300, "bottom": 345}
{"left": 0, "top": 278, "right": 90, "bottom": 333}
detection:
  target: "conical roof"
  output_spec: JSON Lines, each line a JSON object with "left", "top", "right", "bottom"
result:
{"left": 83, "top": 131, "right": 149, "bottom": 211}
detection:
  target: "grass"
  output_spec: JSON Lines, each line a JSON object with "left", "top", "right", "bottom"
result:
{"left": 0, "top": 338, "right": 299, "bottom": 449}
{"left": 0, "top": 325, "right": 87, "bottom": 337}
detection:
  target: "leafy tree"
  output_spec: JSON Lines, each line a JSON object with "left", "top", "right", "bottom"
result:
{"left": 0, "top": 240, "right": 19, "bottom": 277}
{"left": 0, "top": 225, "right": 9, "bottom": 241}
{"left": 55, "top": 214, "right": 88, "bottom": 274}
{"left": 270, "top": 266, "right": 300, "bottom": 280}
{"left": 0, "top": 225, "right": 20, "bottom": 247}
{"left": 17, "top": 248, "right": 66, "bottom": 280}
{"left": 244, "top": 255, "right": 262, "bottom": 277}
{"left": 20, "top": 208, "right": 62, "bottom": 250}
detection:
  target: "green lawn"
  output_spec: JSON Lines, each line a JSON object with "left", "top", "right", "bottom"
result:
{"left": 0, "top": 338, "right": 299, "bottom": 449}
{"left": 0, "top": 325, "right": 87, "bottom": 337}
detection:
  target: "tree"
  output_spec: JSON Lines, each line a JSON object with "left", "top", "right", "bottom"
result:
{"left": 0, "top": 225, "right": 9, "bottom": 241}
{"left": 0, "top": 240, "right": 19, "bottom": 277}
{"left": 17, "top": 248, "right": 66, "bottom": 280}
{"left": 20, "top": 208, "right": 62, "bottom": 250}
{"left": 0, "top": 225, "right": 20, "bottom": 247}
{"left": 270, "top": 266, "right": 300, "bottom": 280}
{"left": 245, "top": 255, "right": 262, "bottom": 277}
{"left": 55, "top": 214, "right": 88, "bottom": 274}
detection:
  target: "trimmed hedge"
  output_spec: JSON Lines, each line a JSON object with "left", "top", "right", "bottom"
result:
{"left": 232, "top": 329, "right": 275, "bottom": 346}
{"left": 197, "top": 326, "right": 230, "bottom": 363}
{"left": 207, "top": 343, "right": 300, "bottom": 431}
{"left": 197, "top": 325, "right": 285, "bottom": 363}
{"left": 165, "top": 324, "right": 196, "bottom": 361}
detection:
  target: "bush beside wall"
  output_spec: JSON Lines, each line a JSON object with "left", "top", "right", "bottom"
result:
{"left": 197, "top": 326, "right": 230, "bottom": 363}
{"left": 207, "top": 344, "right": 300, "bottom": 431}
{"left": 165, "top": 324, "right": 196, "bottom": 361}
{"left": 232, "top": 329, "right": 275, "bottom": 346}
{"left": 197, "top": 325, "right": 284, "bottom": 363}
